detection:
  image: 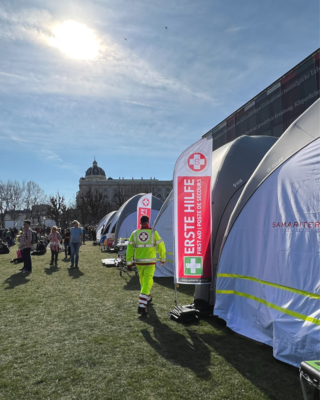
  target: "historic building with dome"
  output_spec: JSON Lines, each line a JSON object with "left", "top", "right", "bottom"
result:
{"left": 78, "top": 160, "right": 172, "bottom": 206}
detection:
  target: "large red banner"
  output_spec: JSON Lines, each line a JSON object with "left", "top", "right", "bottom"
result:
{"left": 176, "top": 176, "right": 212, "bottom": 282}
{"left": 174, "top": 137, "right": 212, "bottom": 284}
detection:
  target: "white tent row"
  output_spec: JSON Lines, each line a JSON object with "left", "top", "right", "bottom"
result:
{"left": 100, "top": 194, "right": 163, "bottom": 249}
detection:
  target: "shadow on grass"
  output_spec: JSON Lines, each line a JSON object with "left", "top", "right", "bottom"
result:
{"left": 122, "top": 274, "right": 140, "bottom": 291}
{"left": 140, "top": 305, "right": 211, "bottom": 379}
{"left": 44, "top": 265, "right": 60, "bottom": 275}
{"left": 3, "top": 272, "right": 31, "bottom": 290}
{"left": 68, "top": 268, "right": 84, "bottom": 279}
{"left": 154, "top": 277, "right": 195, "bottom": 296}
{"left": 196, "top": 317, "right": 302, "bottom": 400}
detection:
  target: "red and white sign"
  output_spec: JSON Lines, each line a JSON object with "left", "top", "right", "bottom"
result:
{"left": 137, "top": 193, "right": 152, "bottom": 228}
{"left": 188, "top": 153, "right": 207, "bottom": 171}
{"left": 138, "top": 231, "right": 150, "bottom": 242}
{"left": 173, "top": 137, "right": 213, "bottom": 284}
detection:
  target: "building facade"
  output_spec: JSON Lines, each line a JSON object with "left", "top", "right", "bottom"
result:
{"left": 204, "top": 49, "right": 320, "bottom": 150}
{"left": 78, "top": 160, "right": 173, "bottom": 205}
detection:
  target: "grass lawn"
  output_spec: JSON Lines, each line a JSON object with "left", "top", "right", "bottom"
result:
{"left": 0, "top": 242, "right": 304, "bottom": 399}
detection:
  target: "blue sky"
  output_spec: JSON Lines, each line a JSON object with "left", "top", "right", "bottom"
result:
{"left": 0, "top": 0, "right": 319, "bottom": 202}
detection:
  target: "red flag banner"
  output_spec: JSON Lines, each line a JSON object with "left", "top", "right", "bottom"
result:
{"left": 137, "top": 193, "right": 152, "bottom": 228}
{"left": 173, "top": 137, "right": 213, "bottom": 284}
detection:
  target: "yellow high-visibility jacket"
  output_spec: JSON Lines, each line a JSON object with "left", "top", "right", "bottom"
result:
{"left": 126, "top": 228, "right": 166, "bottom": 266}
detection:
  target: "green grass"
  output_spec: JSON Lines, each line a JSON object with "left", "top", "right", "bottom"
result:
{"left": 0, "top": 243, "right": 305, "bottom": 399}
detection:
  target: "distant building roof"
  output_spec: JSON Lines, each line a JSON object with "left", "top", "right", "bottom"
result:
{"left": 85, "top": 160, "right": 106, "bottom": 180}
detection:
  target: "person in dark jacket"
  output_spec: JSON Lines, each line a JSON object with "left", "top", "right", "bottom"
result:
{"left": 63, "top": 228, "right": 71, "bottom": 258}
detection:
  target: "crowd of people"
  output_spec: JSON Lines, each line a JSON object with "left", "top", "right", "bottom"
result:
{"left": 2, "top": 216, "right": 167, "bottom": 317}
{"left": 0, "top": 220, "right": 99, "bottom": 274}
{"left": 0, "top": 227, "right": 19, "bottom": 247}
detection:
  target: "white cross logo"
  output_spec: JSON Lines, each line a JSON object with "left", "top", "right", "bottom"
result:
{"left": 142, "top": 199, "right": 150, "bottom": 206}
{"left": 188, "top": 153, "right": 206, "bottom": 171}
{"left": 139, "top": 232, "right": 149, "bottom": 242}
{"left": 186, "top": 258, "right": 201, "bottom": 273}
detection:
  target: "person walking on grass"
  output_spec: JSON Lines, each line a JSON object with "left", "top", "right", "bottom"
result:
{"left": 19, "top": 220, "right": 33, "bottom": 274}
{"left": 69, "top": 220, "right": 82, "bottom": 269}
{"left": 48, "top": 226, "right": 61, "bottom": 267}
{"left": 126, "top": 215, "right": 166, "bottom": 316}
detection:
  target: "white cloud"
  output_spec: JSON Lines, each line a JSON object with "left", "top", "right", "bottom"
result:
{"left": 0, "top": 71, "right": 27, "bottom": 80}
{"left": 0, "top": 5, "right": 219, "bottom": 105}
{"left": 225, "top": 26, "right": 247, "bottom": 33}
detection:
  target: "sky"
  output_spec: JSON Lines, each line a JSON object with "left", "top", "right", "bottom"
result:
{"left": 0, "top": 0, "right": 319, "bottom": 202}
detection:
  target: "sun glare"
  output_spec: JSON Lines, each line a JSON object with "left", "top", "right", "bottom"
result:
{"left": 50, "top": 20, "right": 99, "bottom": 60}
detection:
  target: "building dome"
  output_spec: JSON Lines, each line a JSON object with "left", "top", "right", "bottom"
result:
{"left": 85, "top": 160, "right": 106, "bottom": 181}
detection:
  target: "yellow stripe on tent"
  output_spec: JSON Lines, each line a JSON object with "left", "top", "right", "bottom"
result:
{"left": 216, "top": 290, "right": 320, "bottom": 326}
{"left": 217, "top": 274, "right": 320, "bottom": 300}
{"left": 154, "top": 252, "right": 174, "bottom": 263}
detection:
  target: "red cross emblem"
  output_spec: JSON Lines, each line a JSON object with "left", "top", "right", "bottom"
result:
{"left": 188, "top": 153, "right": 207, "bottom": 172}
{"left": 139, "top": 231, "right": 150, "bottom": 242}
{"left": 142, "top": 198, "right": 150, "bottom": 206}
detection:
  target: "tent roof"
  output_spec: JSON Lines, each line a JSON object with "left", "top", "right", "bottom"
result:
{"left": 210, "top": 135, "right": 277, "bottom": 262}
{"left": 153, "top": 190, "right": 173, "bottom": 228}
{"left": 102, "top": 211, "right": 117, "bottom": 235}
{"left": 113, "top": 194, "right": 163, "bottom": 242}
{"left": 221, "top": 98, "right": 320, "bottom": 254}
{"left": 96, "top": 211, "right": 116, "bottom": 238}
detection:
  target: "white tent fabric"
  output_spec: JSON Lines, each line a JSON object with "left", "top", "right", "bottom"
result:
{"left": 96, "top": 212, "right": 115, "bottom": 241}
{"left": 154, "top": 193, "right": 174, "bottom": 278}
{"left": 214, "top": 137, "right": 320, "bottom": 367}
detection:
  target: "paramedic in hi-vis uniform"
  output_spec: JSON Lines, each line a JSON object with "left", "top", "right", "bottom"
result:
{"left": 126, "top": 215, "right": 166, "bottom": 315}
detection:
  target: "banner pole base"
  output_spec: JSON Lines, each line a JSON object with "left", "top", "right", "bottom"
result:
{"left": 174, "top": 284, "right": 179, "bottom": 306}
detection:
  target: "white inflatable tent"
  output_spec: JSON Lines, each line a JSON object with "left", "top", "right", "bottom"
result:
{"left": 153, "top": 191, "right": 174, "bottom": 277}
{"left": 214, "top": 99, "right": 320, "bottom": 367}
{"left": 194, "top": 135, "right": 277, "bottom": 305}
{"left": 96, "top": 211, "right": 116, "bottom": 241}
{"left": 108, "top": 194, "right": 163, "bottom": 245}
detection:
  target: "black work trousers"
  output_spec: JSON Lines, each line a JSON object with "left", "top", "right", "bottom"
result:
{"left": 21, "top": 248, "right": 32, "bottom": 272}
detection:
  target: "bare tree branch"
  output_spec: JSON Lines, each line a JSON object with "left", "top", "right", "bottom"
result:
{"left": 7, "top": 180, "right": 26, "bottom": 222}
{"left": 46, "top": 192, "right": 67, "bottom": 227}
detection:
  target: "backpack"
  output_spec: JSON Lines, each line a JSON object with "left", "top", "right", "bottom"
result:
{"left": 31, "top": 230, "right": 38, "bottom": 245}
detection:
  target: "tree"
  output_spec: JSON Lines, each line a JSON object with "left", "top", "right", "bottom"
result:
{"left": 24, "top": 181, "right": 47, "bottom": 223}
{"left": 77, "top": 188, "right": 111, "bottom": 225}
{"left": 46, "top": 192, "right": 67, "bottom": 227}
{"left": 112, "top": 187, "right": 127, "bottom": 208}
{"left": 0, "top": 181, "right": 8, "bottom": 228}
{"left": 6, "top": 180, "right": 26, "bottom": 222}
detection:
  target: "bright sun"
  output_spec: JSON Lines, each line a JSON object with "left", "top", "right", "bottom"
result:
{"left": 50, "top": 20, "right": 99, "bottom": 60}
